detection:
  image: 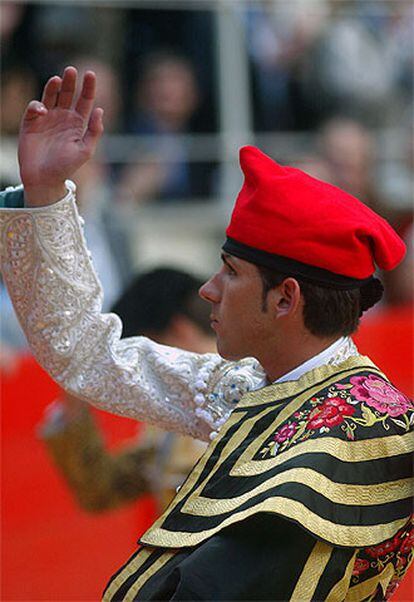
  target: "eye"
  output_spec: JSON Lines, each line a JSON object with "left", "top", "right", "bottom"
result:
{"left": 225, "top": 263, "right": 237, "bottom": 276}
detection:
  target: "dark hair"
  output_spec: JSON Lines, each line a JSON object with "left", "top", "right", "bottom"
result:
{"left": 139, "top": 50, "right": 195, "bottom": 83}
{"left": 111, "top": 267, "right": 210, "bottom": 338}
{"left": 256, "top": 265, "right": 384, "bottom": 337}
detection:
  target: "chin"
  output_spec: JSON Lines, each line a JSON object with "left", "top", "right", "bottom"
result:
{"left": 216, "top": 341, "right": 246, "bottom": 362}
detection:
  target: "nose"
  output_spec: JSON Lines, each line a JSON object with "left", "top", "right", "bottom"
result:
{"left": 199, "top": 273, "right": 221, "bottom": 304}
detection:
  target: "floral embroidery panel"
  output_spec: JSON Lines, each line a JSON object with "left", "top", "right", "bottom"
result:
{"left": 260, "top": 374, "right": 414, "bottom": 458}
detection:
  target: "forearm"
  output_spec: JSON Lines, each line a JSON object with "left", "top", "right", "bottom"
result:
{"left": 0, "top": 184, "right": 265, "bottom": 440}
{"left": 43, "top": 407, "right": 154, "bottom": 512}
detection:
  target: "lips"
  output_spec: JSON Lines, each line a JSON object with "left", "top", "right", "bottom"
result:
{"left": 210, "top": 316, "right": 219, "bottom": 330}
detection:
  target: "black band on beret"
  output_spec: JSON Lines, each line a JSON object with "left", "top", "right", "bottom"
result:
{"left": 222, "top": 237, "right": 374, "bottom": 290}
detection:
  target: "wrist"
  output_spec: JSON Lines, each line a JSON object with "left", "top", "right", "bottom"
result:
{"left": 24, "top": 182, "right": 68, "bottom": 207}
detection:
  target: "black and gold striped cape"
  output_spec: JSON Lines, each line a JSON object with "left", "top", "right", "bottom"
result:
{"left": 104, "top": 356, "right": 414, "bottom": 601}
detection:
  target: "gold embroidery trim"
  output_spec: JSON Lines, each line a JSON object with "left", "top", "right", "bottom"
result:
{"left": 326, "top": 551, "right": 358, "bottom": 602}
{"left": 238, "top": 356, "right": 382, "bottom": 408}
{"left": 232, "top": 431, "right": 414, "bottom": 477}
{"left": 181, "top": 471, "right": 412, "bottom": 516}
{"left": 152, "top": 363, "right": 382, "bottom": 526}
{"left": 232, "top": 367, "right": 393, "bottom": 475}
{"left": 143, "top": 409, "right": 247, "bottom": 535}
{"left": 103, "top": 547, "right": 154, "bottom": 601}
{"left": 123, "top": 549, "right": 178, "bottom": 602}
{"left": 290, "top": 540, "right": 333, "bottom": 601}
{"left": 168, "top": 404, "right": 275, "bottom": 512}
{"left": 141, "top": 496, "right": 409, "bottom": 549}
{"left": 142, "top": 358, "right": 411, "bottom": 548}
{"left": 344, "top": 562, "right": 395, "bottom": 602}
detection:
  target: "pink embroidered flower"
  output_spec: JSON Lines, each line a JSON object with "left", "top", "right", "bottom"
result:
{"left": 349, "top": 375, "right": 413, "bottom": 417}
{"left": 274, "top": 422, "right": 297, "bottom": 443}
{"left": 306, "top": 397, "right": 356, "bottom": 430}
{"left": 365, "top": 537, "right": 400, "bottom": 558}
{"left": 352, "top": 558, "right": 370, "bottom": 576}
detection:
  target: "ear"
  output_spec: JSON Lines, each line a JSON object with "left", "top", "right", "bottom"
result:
{"left": 269, "top": 278, "right": 302, "bottom": 318}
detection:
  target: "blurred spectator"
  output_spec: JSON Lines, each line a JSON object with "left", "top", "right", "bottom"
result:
{"left": 0, "top": 2, "right": 32, "bottom": 67}
{"left": 122, "top": 8, "right": 217, "bottom": 132}
{"left": 377, "top": 124, "right": 414, "bottom": 212}
{"left": 317, "top": 117, "right": 378, "bottom": 207}
{"left": 72, "top": 159, "right": 132, "bottom": 309}
{"left": 29, "top": 5, "right": 97, "bottom": 80}
{"left": 65, "top": 56, "right": 121, "bottom": 133}
{"left": 0, "top": 65, "right": 38, "bottom": 136}
{"left": 38, "top": 267, "right": 213, "bottom": 513}
{"left": 0, "top": 1, "right": 25, "bottom": 45}
{"left": 291, "top": 156, "right": 334, "bottom": 182}
{"left": 0, "top": 95, "right": 26, "bottom": 361}
{"left": 0, "top": 64, "right": 39, "bottom": 188}
{"left": 245, "top": 0, "right": 329, "bottom": 130}
{"left": 299, "top": 0, "right": 410, "bottom": 127}
{"left": 316, "top": 115, "right": 413, "bottom": 311}
{"left": 381, "top": 218, "right": 413, "bottom": 308}
{"left": 117, "top": 51, "right": 213, "bottom": 203}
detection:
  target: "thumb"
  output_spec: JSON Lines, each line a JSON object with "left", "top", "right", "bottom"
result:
{"left": 83, "top": 107, "right": 104, "bottom": 157}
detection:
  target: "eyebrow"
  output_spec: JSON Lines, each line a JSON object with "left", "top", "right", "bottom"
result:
{"left": 221, "top": 252, "right": 237, "bottom": 269}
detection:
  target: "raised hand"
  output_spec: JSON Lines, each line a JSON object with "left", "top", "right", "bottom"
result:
{"left": 18, "top": 66, "right": 104, "bottom": 206}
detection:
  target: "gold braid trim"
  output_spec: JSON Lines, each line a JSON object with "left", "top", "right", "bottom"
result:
{"left": 232, "top": 431, "right": 413, "bottom": 477}
{"left": 344, "top": 562, "right": 395, "bottom": 602}
{"left": 141, "top": 496, "right": 409, "bottom": 549}
{"left": 237, "top": 356, "right": 382, "bottom": 408}
{"left": 141, "top": 360, "right": 411, "bottom": 550}
{"left": 290, "top": 540, "right": 333, "bottom": 601}
{"left": 157, "top": 362, "right": 393, "bottom": 517}
{"left": 182, "top": 471, "right": 412, "bottom": 516}
{"left": 144, "top": 408, "right": 248, "bottom": 534}
{"left": 103, "top": 547, "right": 154, "bottom": 601}
{"left": 325, "top": 551, "right": 358, "bottom": 602}
{"left": 122, "top": 550, "right": 178, "bottom": 602}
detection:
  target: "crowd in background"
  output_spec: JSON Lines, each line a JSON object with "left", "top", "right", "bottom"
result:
{"left": 1, "top": 0, "right": 413, "bottom": 355}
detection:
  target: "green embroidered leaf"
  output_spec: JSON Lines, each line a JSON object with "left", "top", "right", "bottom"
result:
{"left": 360, "top": 404, "right": 378, "bottom": 426}
{"left": 270, "top": 442, "right": 279, "bottom": 457}
{"left": 343, "top": 422, "right": 355, "bottom": 440}
{"left": 289, "top": 420, "right": 307, "bottom": 445}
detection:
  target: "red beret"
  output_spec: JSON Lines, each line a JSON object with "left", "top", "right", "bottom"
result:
{"left": 223, "top": 146, "right": 406, "bottom": 288}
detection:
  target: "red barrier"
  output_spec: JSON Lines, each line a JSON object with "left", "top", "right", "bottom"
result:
{"left": 1, "top": 354, "right": 156, "bottom": 600}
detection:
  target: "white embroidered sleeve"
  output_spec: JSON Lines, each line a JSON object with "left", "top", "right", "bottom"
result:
{"left": 0, "top": 184, "right": 265, "bottom": 441}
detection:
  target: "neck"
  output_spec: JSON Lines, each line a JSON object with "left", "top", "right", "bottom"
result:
{"left": 260, "top": 332, "right": 340, "bottom": 383}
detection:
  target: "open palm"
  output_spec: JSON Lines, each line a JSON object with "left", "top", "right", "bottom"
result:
{"left": 18, "top": 67, "right": 103, "bottom": 197}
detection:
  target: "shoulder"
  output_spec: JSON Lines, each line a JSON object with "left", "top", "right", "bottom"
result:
{"left": 260, "top": 370, "right": 413, "bottom": 459}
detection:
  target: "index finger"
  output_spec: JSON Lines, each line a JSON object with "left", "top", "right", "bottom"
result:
{"left": 75, "top": 70, "right": 96, "bottom": 121}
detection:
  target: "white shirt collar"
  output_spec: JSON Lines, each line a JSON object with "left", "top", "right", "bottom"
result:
{"left": 275, "top": 336, "right": 347, "bottom": 384}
